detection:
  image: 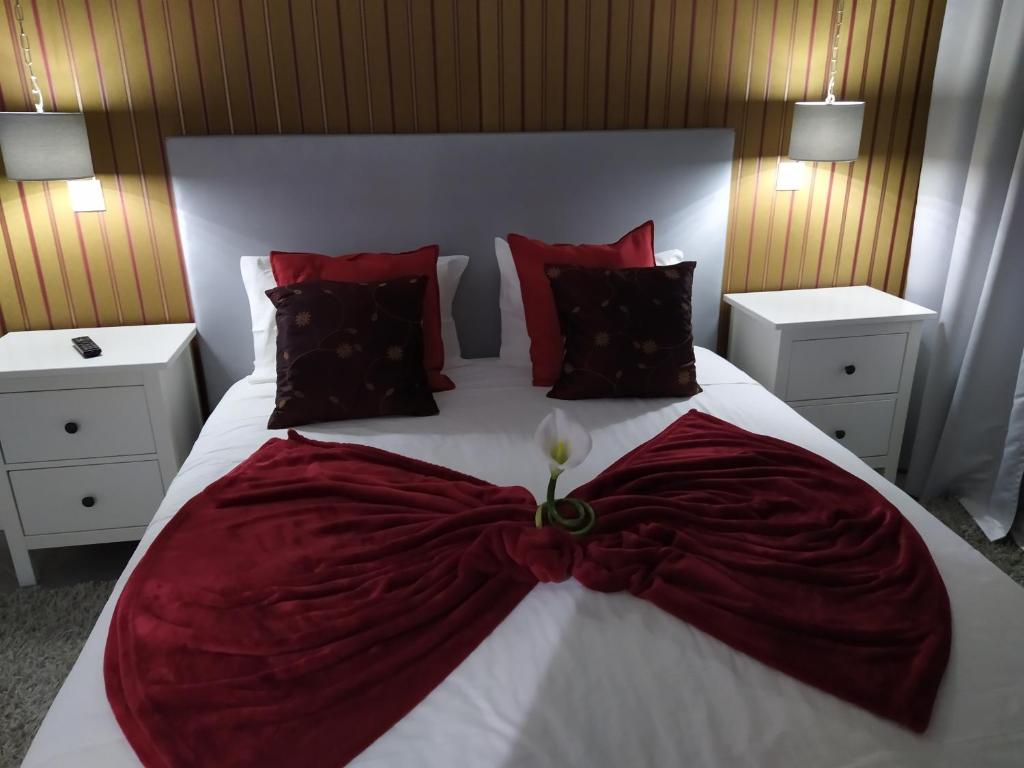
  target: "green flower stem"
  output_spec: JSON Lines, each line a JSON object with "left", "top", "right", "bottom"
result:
{"left": 534, "top": 469, "right": 597, "bottom": 536}
{"left": 535, "top": 472, "right": 559, "bottom": 528}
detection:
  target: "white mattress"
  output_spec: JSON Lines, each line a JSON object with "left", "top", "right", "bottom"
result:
{"left": 22, "top": 350, "right": 1024, "bottom": 767}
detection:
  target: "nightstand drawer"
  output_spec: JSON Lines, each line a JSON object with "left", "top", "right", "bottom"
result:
{"left": 791, "top": 399, "right": 896, "bottom": 458}
{"left": 11, "top": 460, "right": 164, "bottom": 535}
{"left": 0, "top": 386, "right": 155, "bottom": 463}
{"left": 785, "top": 333, "right": 907, "bottom": 401}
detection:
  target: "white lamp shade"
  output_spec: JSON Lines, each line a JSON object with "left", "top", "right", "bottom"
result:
{"left": 788, "top": 101, "right": 865, "bottom": 162}
{"left": 0, "top": 112, "right": 94, "bottom": 181}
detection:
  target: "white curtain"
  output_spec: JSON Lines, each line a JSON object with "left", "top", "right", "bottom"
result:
{"left": 903, "top": 0, "right": 1024, "bottom": 545}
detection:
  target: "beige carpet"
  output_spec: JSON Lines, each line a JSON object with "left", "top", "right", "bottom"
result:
{"left": 0, "top": 578, "right": 114, "bottom": 767}
{"left": 919, "top": 496, "right": 1024, "bottom": 585}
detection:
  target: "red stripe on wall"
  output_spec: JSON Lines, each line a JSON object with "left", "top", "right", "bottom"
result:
{"left": 380, "top": 0, "right": 395, "bottom": 132}
{"left": 287, "top": 1, "right": 306, "bottom": 132}
{"left": 758, "top": 0, "right": 793, "bottom": 289}
{"left": 212, "top": 0, "right": 235, "bottom": 135}
{"left": 430, "top": 0, "right": 441, "bottom": 132}
{"left": 262, "top": 0, "right": 284, "bottom": 133}
{"left": 812, "top": 0, "right": 861, "bottom": 288}
{"left": 71, "top": 209, "right": 101, "bottom": 326}
{"left": 334, "top": 0, "right": 353, "bottom": 132}
{"left": 84, "top": 0, "right": 147, "bottom": 323}
{"left": 561, "top": 0, "right": 569, "bottom": 129}
{"left": 185, "top": 0, "right": 211, "bottom": 133}
{"left": 643, "top": 0, "right": 655, "bottom": 127}
{"left": 721, "top": 0, "right": 739, "bottom": 127}
{"left": 847, "top": 0, "right": 897, "bottom": 287}
{"left": 0, "top": 179, "right": 31, "bottom": 328}
{"left": 29, "top": 0, "right": 57, "bottom": 108}
{"left": 475, "top": 0, "right": 484, "bottom": 131}
{"left": 451, "top": 0, "right": 465, "bottom": 130}
{"left": 2, "top": 0, "right": 54, "bottom": 328}
{"left": 865, "top": 0, "right": 916, "bottom": 286}
{"left": 663, "top": 0, "right": 680, "bottom": 126}
{"left": 825, "top": 0, "right": 867, "bottom": 288}
{"left": 55, "top": 0, "right": 100, "bottom": 324}
{"left": 811, "top": 167, "right": 835, "bottom": 287}
{"left": 681, "top": 0, "right": 697, "bottom": 126}
{"left": 0, "top": 12, "right": 32, "bottom": 328}
{"left": 160, "top": 0, "right": 187, "bottom": 134}
{"left": 521, "top": 0, "right": 528, "bottom": 130}
{"left": 741, "top": 0, "right": 765, "bottom": 292}
{"left": 136, "top": 0, "right": 194, "bottom": 319}
{"left": 772, "top": 0, "right": 800, "bottom": 289}
{"left": 42, "top": 184, "right": 77, "bottom": 325}
{"left": 110, "top": 0, "right": 170, "bottom": 322}
{"left": 602, "top": 0, "right": 613, "bottom": 128}
{"left": 16, "top": 185, "right": 53, "bottom": 327}
{"left": 27, "top": 1, "right": 78, "bottom": 324}
{"left": 237, "top": 0, "right": 259, "bottom": 132}
{"left": 582, "top": 0, "right": 591, "bottom": 126}
{"left": 787, "top": 0, "right": 820, "bottom": 288}
{"left": 406, "top": 0, "right": 421, "bottom": 132}
{"left": 701, "top": 0, "right": 717, "bottom": 125}
{"left": 723, "top": 0, "right": 755, "bottom": 293}
{"left": 312, "top": 0, "right": 330, "bottom": 133}
{"left": 622, "top": 0, "right": 635, "bottom": 126}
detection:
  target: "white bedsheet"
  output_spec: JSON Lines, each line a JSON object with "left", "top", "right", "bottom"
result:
{"left": 22, "top": 350, "right": 1024, "bottom": 767}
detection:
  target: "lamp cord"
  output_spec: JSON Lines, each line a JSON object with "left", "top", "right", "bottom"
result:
{"left": 825, "top": 0, "right": 845, "bottom": 105}
{"left": 14, "top": 0, "right": 45, "bottom": 113}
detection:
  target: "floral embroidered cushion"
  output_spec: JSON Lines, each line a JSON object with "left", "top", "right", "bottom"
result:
{"left": 547, "top": 263, "right": 702, "bottom": 400}
{"left": 507, "top": 221, "right": 656, "bottom": 386}
{"left": 266, "top": 278, "right": 439, "bottom": 428}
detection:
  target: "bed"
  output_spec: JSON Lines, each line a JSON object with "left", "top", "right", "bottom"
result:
{"left": 22, "top": 131, "right": 1024, "bottom": 767}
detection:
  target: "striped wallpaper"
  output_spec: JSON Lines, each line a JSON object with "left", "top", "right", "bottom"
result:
{"left": 0, "top": 0, "right": 944, "bottom": 335}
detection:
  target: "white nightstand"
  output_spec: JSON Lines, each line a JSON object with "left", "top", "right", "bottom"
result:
{"left": 0, "top": 324, "right": 202, "bottom": 586}
{"left": 724, "top": 286, "right": 935, "bottom": 481}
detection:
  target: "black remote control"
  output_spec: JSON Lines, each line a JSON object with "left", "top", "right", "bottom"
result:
{"left": 72, "top": 336, "right": 102, "bottom": 358}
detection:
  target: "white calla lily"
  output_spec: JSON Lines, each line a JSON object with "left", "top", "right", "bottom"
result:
{"left": 534, "top": 408, "right": 592, "bottom": 476}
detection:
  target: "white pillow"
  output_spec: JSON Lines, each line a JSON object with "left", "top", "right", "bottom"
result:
{"left": 240, "top": 255, "right": 277, "bottom": 383}
{"left": 495, "top": 237, "right": 685, "bottom": 366}
{"left": 655, "top": 248, "right": 686, "bottom": 266}
{"left": 495, "top": 238, "right": 531, "bottom": 367}
{"left": 240, "top": 254, "right": 471, "bottom": 384}
{"left": 438, "top": 255, "right": 470, "bottom": 366}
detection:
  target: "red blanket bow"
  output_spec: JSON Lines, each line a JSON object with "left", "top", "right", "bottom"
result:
{"left": 106, "top": 411, "right": 950, "bottom": 767}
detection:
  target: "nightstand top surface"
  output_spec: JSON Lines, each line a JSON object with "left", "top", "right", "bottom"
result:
{"left": 0, "top": 323, "right": 196, "bottom": 378}
{"left": 723, "top": 286, "right": 935, "bottom": 329}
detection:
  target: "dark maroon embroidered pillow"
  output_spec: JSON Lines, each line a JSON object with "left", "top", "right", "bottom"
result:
{"left": 266, "top": 278, "right": 439, "bottom": 428}
{"left": 546, "top": 263, "right": 703, "bottom": 400}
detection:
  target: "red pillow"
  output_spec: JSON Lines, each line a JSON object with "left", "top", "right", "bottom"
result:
{"left": 271, "top": 246, "right": 453, "bottom": 391}
{"left": 508, "top": 221, "right": 656, "bottom": 385}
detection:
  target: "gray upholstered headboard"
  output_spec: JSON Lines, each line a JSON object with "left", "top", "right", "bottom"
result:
{"left": 166, "top": 129, "right": 734, "bottom": 405}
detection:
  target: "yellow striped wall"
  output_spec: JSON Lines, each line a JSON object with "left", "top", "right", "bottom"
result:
{"left": 0, "top": 0, "right": 944, "bottom": 334}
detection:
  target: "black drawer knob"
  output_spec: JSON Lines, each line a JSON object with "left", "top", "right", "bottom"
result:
{"left": 81, "top": 495, "right": 96, "bottom": 508}
{"left": 844, "top": 364, "right": 856, "bottom": 375}
{"left": 64, "top": 421, "right": 79, "bottom": 434}
{"left": 835, "top": 429, "right": 847, "bottom": 439}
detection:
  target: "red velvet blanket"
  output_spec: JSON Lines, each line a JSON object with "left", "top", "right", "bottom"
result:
{"left": 105, "top": 411, "right": 951, "bottom": 767}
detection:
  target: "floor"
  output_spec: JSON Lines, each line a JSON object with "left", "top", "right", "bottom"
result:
{"left": 0, "top": 535, "right": 136, "bottom": 593}
{"left": 0, "top": 499, "right": 1021, "bottom": 767}
{"left": 922, "top": 496, "right": 1024, "bottom": 585}
{"left": 0, "top": 537, "right": 135, "bottom": 768}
